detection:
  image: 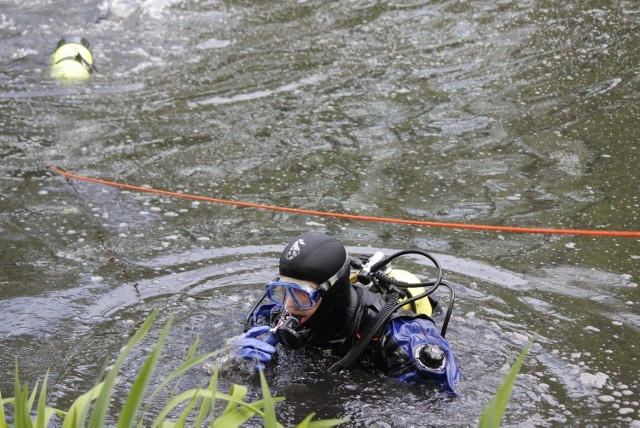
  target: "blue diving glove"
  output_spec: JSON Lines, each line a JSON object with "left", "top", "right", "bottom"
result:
{"left": 389, "top": 317, "right": 461, "bottom": 396}
{"left": 238, "top": 325, "right": 278, "bottom": 370}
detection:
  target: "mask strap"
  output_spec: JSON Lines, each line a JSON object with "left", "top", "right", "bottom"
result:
{"left": 316, "top": 254, "right": 350, "bottom": 294}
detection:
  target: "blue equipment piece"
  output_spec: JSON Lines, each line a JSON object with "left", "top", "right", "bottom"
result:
{"left": 389, "top": 317, "right": 460, "bottom": 396}
{"left": 238, "top": 325, "right": 278, "bottom": 370}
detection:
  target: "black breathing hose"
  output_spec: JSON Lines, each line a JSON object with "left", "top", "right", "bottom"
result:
{"left": 243, "top": 291, "right": 268, "bottom": 330}
{"left": 328, "top": 291, "right": 401, "bottom": 373}
{"left": 369, "top": 249, "right": 443, "bottom": 289}
{"left": 438, "top": 281, "right": 455, "bottom": 338}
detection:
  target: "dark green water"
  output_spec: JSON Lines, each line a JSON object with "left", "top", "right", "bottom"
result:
{"left": 1, "top": 0, "right": 638, "bottom": 425}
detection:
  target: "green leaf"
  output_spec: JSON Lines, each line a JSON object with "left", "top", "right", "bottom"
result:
{"left": 152, "top": 389, "right": 215, "bottom": 427}
{"left": 174, "top": 389, "right": 201, "bottom": 427}
{"left": 118, "top": 316, "right": 173, "bottom": 428}
{"left": 27, "top": 380, "right": 39, "bottom": 415}
{"left": 138, "top": 334, "right": 215, "bottom": 427}
{"left": 303, "top": 419, "right": 351, "bottom": 427}
{"left": 35, "top": 371, "right": 49, "bottom": 428}
{"left": 153, "top": 388, "right": 277, "bottom": 428}
{"left": 0, "top": 389, "right": 5, "bottom": 428}
{"left": 221, "top": 384, "right": 247, "bottom": 415}
{"left": 186, "top": 335, "right": 200, "bottom": 361}
{"left": 212, "top": 404, "right": 254, "bottom": 427}
{"left": 212, "top": 396, "right": 284, "bottom": 428}
{"left": 37, "top": 408, "right": 62, "bottom": 428}
{"left": 214, "top": 382, "right": 275, "bottom": 428}
{"left": 142, "top": 350, "right": 215, "bottom": 419}
{"left": 62, "top": 382, "right": 105, "bottom": 428}
{"left": 478, "top": 336, "right": 536, "bottom": 428}
{"left": 89, "top": 310, "right": 158, "bottom": 428}
{"left": 195, "top": 364, "right": 218, "bottom": 428}
{"left": 294, "top": 412, "right": 349, "bottom": 428}
{"left": 296, "top": 413, "right": 315, "bottom": 428}
{"left": 259, "top": 370, "right": 281, "bottom": 428}
{"left": 14, "top": 362, "right": 32, "bottom": 428}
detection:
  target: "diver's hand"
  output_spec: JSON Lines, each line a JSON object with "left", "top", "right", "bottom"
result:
{"left": 238, "top": 326, "right": 277, "bottom": 370}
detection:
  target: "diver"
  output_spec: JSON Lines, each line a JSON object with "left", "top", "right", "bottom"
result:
{"left": 238, "top": 231, "right": 460, "bottom": 396}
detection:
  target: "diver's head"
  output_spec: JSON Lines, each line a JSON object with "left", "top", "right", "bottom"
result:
{"left": 51, "top": 35, "right": 96, "bottom": 80}
{"left": 276, "top": 232, "right": 350, "bottom": 322}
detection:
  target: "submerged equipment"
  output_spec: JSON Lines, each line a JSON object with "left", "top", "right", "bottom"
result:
{"left": 51, "top": 36, "right": 96, "bottom": 80}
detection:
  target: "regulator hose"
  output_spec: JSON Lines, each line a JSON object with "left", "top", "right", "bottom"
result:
{"left": 369, "top": 265, "right": 455, "bottom": 337}
{"left": 438, "top": 281, "right": 455, "bottom": 338}
{"left": 243, "top": 291, "right": 268, "bottom": 330}
{"left": 366, "top": 249, "right": 444, "bottom": 321}
{"left": 369, "top": 249, "right": 443, "bottom": 290}
{"left": 328, "top": 291, "right": 401, "bottom": 373}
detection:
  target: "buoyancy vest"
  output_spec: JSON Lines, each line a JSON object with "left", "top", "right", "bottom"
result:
{"left": 304, "top": 282, "right": 432, "bottom": 375}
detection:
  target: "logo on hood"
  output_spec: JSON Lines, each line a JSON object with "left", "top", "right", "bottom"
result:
{"left": 285, "top": 239, "right": 305, "bottom": 260}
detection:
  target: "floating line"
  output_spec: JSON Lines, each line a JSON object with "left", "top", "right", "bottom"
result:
{"left": 52, "top": 166, "right": 640, "bottom": 238}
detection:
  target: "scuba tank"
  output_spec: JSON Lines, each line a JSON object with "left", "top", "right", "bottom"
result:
{"left": 389, "top": 269, "right": 434, "bottom": 316}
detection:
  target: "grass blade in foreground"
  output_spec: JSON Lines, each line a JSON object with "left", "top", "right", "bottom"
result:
{"left": 13, "top": 363, "right": 30, "bottom": 428}
{"left": 117, "top": 316, "right": 173, "bottom": 428}
{"left": 478, "top": 336, "right": 535, "bottom": 428}
{"left": 35, "top": 371, "right": 58, "bottom": 428}
{"left": 89, "top": 310, "right": 158, "bottom": 428}
{"left": 259, "top": 371, "right": 279, "bottom": 428}
{"left": 194, "top": 364, "right": 218, "bottom": 427}
{"left": 138, "top": 336, "right": 215, "bottom": 426}
{"left": 3, "top": 312, "right": 346, "bottom": 427}
{"left": 0, "top": 388, "right": 6, "bottom": 428}
{"left": 295, "top": 412, "right": 351, "bottom": 428}
{"left": 61, "top": 382, "right": 105, "bottom": 428}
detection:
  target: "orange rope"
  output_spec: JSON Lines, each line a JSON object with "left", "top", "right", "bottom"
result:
{"left": 51, "top": 166, "right": 640, "bottom": 238}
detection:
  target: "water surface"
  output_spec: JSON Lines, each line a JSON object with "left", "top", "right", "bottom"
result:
{"left": 1, "top": 0, "right": 639, "bottom": 425}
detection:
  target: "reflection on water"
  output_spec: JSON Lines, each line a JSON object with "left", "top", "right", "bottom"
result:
{"left": 1, "top": 0, "right": 639, "bottom": 425}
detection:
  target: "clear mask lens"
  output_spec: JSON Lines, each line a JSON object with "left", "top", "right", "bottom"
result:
{"left": 266, "top": 281, "right": 320, "bottom": 310}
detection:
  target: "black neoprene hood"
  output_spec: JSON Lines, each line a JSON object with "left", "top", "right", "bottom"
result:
{"left": 279, "top": 232, "right": 347, "bottom": 285}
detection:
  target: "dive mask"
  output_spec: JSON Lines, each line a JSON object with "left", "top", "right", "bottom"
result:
{"left": 266, "top": 254, "right": 351, "bottom": 310}
{"left": 265, "top": 280, "right": 324, "bottom": 310}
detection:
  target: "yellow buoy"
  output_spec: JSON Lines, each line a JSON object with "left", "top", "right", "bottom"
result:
{"left": 51, "top": 36, "right": 95, "bottom": 81}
